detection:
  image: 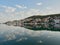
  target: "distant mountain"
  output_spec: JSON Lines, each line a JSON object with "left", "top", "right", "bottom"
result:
{"left": 4, "top": 14, "right": 60, "bottom": 31}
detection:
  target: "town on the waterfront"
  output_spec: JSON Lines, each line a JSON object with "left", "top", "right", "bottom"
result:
{"left": 4, "top": 14, "right": 60, "bottom": 31}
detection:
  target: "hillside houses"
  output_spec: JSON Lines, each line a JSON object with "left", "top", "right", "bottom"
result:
{"left": 4, "top": 14, "right": 60, "bottom": 30}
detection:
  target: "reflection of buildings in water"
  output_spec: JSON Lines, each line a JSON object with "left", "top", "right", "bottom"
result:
{"left": 54, "top": 19, "right": 60, "bottom": 24}
{"left": 54, "top": 24, "right": 60, "bottom": 28}
{"left": 22, "top": 16, "right": 60, "bottom": 29}
{"left": 54, "top": 18, "right": 60, "bottom": 28}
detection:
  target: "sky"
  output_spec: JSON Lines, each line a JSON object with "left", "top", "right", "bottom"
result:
{"left": 0, "top": 0, "right": 60, "bottom": 23}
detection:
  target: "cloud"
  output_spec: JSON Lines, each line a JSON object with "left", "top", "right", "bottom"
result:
{"left": 14, "top": 9, "right": 41, "bottom": 19}
{"left": 0, "top": 5, "right": 7, "bottom": 8}
{"left": 46, "top": 7, "right": 52, "bottom": 10}
{"left": 0, "top": 5, "right": 60, "bottom": 23}
{"left": 1, "top": 24, "right": 60, "bottom": 42}
{"left": 36, "top": 2, "right": 42, "bottom": 6}
{"left": 40, "top": 7, "right": 60, "bottom": 15}
{"left": 0, "top": 8, "right": 41, "bottom": 23}
{"left": 5, "top": 33, "right": 16, "bottom": 40}
{"left": 16, "top": 37, "right": 28, "bottom": 42}
{"left": 0, "top": 5, "right": 16, "bottom": 13}
{"left": 16, "top": 5, "right": 27, "bottom": 9}
{"left": 0, "top": 24, "right": 44, "bottom": 41}
{"left": 5, "top": 7, "right": 16, "bottom": 13}
{"left": 26, "top": 9, "right": 41, "bottom": 15}
{"left": 37, "top": 40, "right": 43, "bottom": 43}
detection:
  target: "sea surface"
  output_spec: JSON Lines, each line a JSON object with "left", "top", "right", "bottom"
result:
{"left": 0, "top": 24, "right": 60, "bottom": 45}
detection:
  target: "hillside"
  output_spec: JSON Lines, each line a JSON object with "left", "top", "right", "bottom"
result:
{"left": 4, "top": 14, "right": 60, "bottom": 31}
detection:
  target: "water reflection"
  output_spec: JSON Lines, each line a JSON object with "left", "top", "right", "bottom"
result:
{"left": 0, "top": 24, "right": 60, "bottom": 45}
{"left": 23, "top": 23, "right": 60, "bottom": 31}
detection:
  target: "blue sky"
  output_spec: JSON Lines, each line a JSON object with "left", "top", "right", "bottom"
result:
{"left": 0, "top": 0, "right": 60, "bottom": 23}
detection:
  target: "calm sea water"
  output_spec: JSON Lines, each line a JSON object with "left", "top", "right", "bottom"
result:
{"left": 0, "top": 24, "right": 60, "bottom": 45}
